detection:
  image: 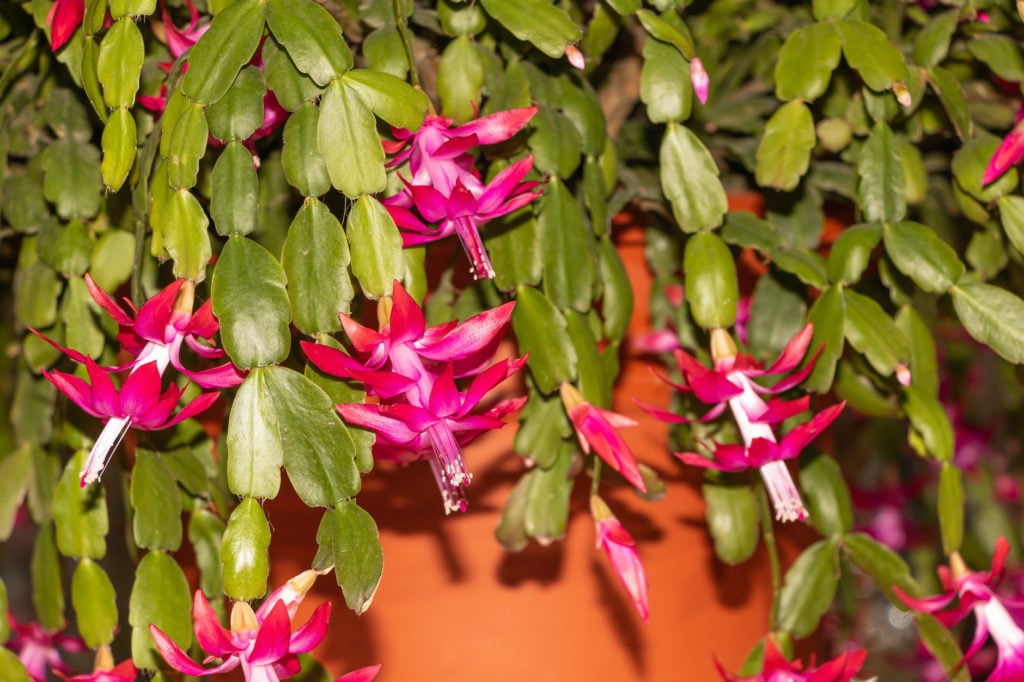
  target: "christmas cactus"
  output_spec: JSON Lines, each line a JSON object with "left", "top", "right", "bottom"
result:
{"left": 2, "top": 0, "right": 1024, "bottom": 679}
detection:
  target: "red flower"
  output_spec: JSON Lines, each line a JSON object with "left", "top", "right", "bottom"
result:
{"left": 591, "top": 495, "right": 649, "bottom": 621}
{"left": 47, "top": 0, "right": 84, "bottom": 51}
{"left": 150, "top": 571, "right": 334, "bottom": 681}
{"left": 715, "top": 638, "right": 866, "bottom": 682}
{"left": 382, "top": 108, "right": 543, "bottom": 279}
{"left": 642, "top": 325, "right": 844, "bottom": 522}
{"left": 34, "top": 277, "right": 240, "bottom": 486}
{"left": 895, "top": 537, "right": 1024, "bottom": 682}
{"left": 561, "top": 383, "right": 646, "bottom": 492}
{"left": 302, "top": 281, "right": 525, "bottom": 513}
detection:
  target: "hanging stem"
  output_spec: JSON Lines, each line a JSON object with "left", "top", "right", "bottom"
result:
{"left": 131, "top": 118, "right": 163, "bottom": 306}
{"left": 589, "top": 457, "right": 603, "bottom": 497}
{"left": 393, "top": 0, "right": 420, "bottom": 88}
{"left": 757, "top": 483, "right": 783, "bottom": 630}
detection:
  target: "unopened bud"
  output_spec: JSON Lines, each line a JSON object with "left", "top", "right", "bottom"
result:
{"left": 92, "top": 645, "right": 115, "bottom": 673}
{"left": 590, "top": 494, "right": 613, "bottom": 522}
{"left": 230, "top": 601, "right": 259, "bottom": 633}
{"left": 895, "top": 363, "right": 911, "bottom": 387}
{"left": 948, "top": 551, "right": 969, "bottom": 581}
{"left": 709, "top": 328, "right": 738, "bottom": 363}
{"left": 893, "top": 82, "right": 912, "bottom": 108}
{"left": 173, "top": 280, "right": 195, "bottom": 315}
{"left": 559, "top": 382, "right": 584, "bottom": 412}
{"left": 566, "top": 44, "right": 585, "bottom": 70}
{"left": 690, "top": 57, "right": 709, "bottom": 105}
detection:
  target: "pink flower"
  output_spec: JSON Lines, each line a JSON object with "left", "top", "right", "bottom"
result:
{"left": 382, "top": 108, "right": 543, "bottom": 279}
{"left": 642, "top": 325, "right": 844, "bottom": 522}
{"left": 565, "top": 44, "right": 586, "bottom": 70}
{"left": 690, "top": 57, "right": 709, "bottom": 105}
{"left": 389, "top": 157, "right": 543, "bottom": 279}
{"left": 895, "top": 537, "right": 1024, "bottom": 682}
{"left": 44, "top": 358, "right": 220, "bottom": 485}
{"left": 161, "top": 0, "right": 208, "bottom": 60}
{"left": 983, "top": 119, "right": 1024, "bottom": 186}
{"left": 5, "top": 615, "right": 86, "bottom": 681}
{"left": 36, "top": 276, "right": 243, "bottom": 389}
{"left": 715, "top": 638, "right": 867, "bottom": 681}
{"left": 139, "top": 2, "right": 286, "bottom": 155}
{"left": 34, "top": 277, "right": 240, "bottom": 486}
{"left": 336, "top": 665, "right": 382, "bottom": 681}
{"left": 337, "top": 361, "right": 526, "bottom": 513}
{"left": 54, "top": 646, "right": 137, "bottom": 681}
{"left": 383, "top": 108, "right": 536, "bottom": 193}
{"left": 302, "top": 281, "right": 526, "bottom": 513}
{"left": 560, "top": 383, "right": 647, "bottom": 492}
{"left": 150, "top": 570, "right": 333, "bottom": 682}
{"left": 591, "top": 495, "right": 649, "bottom": 621}
{"left": 47, "top": 0, "right": 84, "bottom": 51}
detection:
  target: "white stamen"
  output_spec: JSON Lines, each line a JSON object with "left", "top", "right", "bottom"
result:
{"left": 80, "top": 416, "right": 132, "bottom": 487}
{"left": 758, "top": 460, "right": 808, "bottom": 523}
{"left": 427, "top": 423, "right": 471, "bottom": 514}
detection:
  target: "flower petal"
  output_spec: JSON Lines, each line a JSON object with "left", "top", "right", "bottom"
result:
{"left": 248, "top": 600, "right": 291, "bottom": 665}
{"left": 134, "top": 279, "right": 183, "bottom": 343}
{"left": 192, "top": 591, "right": 238, "bottom": 656}
{"left": 288, "top": 602, "right": 331, "bottom": 654}
{"left": 149, "top": 625, "right": 219, "bottom": 677}
{"left": 336, "top": 663, "right": 383, "bottom": 682}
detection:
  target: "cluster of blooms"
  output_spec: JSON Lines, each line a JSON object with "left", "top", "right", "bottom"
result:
{"left": 642, "top": 324, "right": 845, "bottom": 523}
{"left": 34, "top": 276, "right": 243, "bottom": 487}
{"left": 302, "top": 280, "right": 526, "bottom": 514}
{"left": 151, "top": 570, "right": 379, "bottom": 682}
{"left": 381, "top": 107, "right": 544, "bottom": 280}
{"left": 896, "top": 537, "right": 1024, "bottom": 682}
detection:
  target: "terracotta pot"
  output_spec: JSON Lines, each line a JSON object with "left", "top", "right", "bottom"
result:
{"left": 260, "top": 217, "right": 805, "bottom": 681}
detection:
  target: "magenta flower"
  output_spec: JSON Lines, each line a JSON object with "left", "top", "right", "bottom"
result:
{"left": 715, "top": 638, "right": 867, "bottom": 682}
{"left": 47, "top": 0, "right": 84, "bottom": 51}
{"left": 690, "top": 57, "right": 710, "bottom": 105}
{"left": 34, "top": 277, "right": 240, "bottom": 486}
{"left": 560, "top": 383, "right": 647, "bottom": 492}
{"left": 54, "top": 646, "right": 137, "bottom": 682}
{"left": 150, "top": 570, "right": 333, "bottom": 682}
{"left": 382, "top": 108, "right": 543, "bottom": 279}
{"left": 642, "top": 325, "right": 844, "bottom": 522}
{"left": 336, "top": 665, "right": 382, "bottom": 681}
{"left": 983, "top": 118, "right": 1024, "bottom": 186}
{"left": 161, "top": 0, "right": 208, "bottom": 60}
{"left": 302, "top": 280, "right": 526, "bottom": 513}
{"left": 389, "top": 157, "right": 543, "bottom": 279}
{"left": 44, "top": 357, "right": 220, "bottom": 485}
{"left": 35, "top": 276, "right": 242, "bottom": 390}
{"left": 895, "top": 537, "right": 1024, "bottom": 682}
{"left": 591, "top": 495, "right": 649, "bottom": 622}
{"left": 139, "top": 2, "right": 286, "bottom": 155}
{"left": 5, "top": 615, "right": 86, "bottom": 681}
{"left": 337, "top": 361, "right": 526, "bottom": 513}
{"left": 382, "top": 107, "right": 536, "bottom": 194}
{"left": 566, "top": 44, "right": 586, "bottom": 70}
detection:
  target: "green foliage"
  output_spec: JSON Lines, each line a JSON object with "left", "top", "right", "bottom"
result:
{"left": 4, "top": 1, "right": 1024, "bottom": 677}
